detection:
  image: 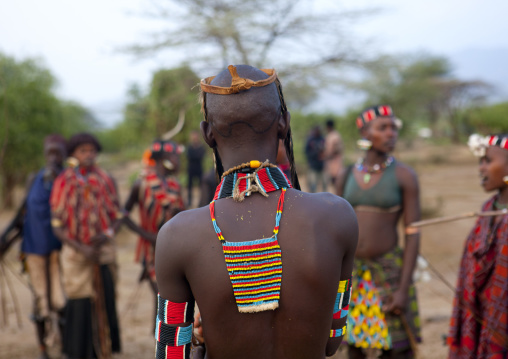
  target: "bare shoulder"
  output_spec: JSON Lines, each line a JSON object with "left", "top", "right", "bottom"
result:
{"left": 394, "top": 161, "right": 419, "bottom": 188}
{"left": 286, "top": 189, "right": 358, "bottom": 245}
{"left": 156, "top": 206, "right": 211, "bottom": 256}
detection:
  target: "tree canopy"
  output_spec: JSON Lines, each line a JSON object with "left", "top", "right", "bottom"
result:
{"left": 352, "top": 54, "right": 493, "bottom": 141}
{"left": 125, "top": 0, "right": 376, "bottom": 109}
{"left": 0, "top": 53, "right": 96, "bottom": 207}
{"left": 100, "top": 66, "right": 202, "bottom": 154}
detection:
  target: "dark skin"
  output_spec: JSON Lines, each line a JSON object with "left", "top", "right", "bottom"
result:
{"left": 0, "top": 141, "right": 66, "bottom": 257}
{"left": 0, "top": 140, "right": 66, "bottom": 358}
{"left": 336, "top": 117, "right": 421, "bottom": 317}
{"left": 155, "top": 65, "right": 358, "bottom": 359}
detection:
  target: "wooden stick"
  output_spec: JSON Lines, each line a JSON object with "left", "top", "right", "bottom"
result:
{"left": 400, "top": 315, "right": 419, "bottom": 358}
{"left": 0, "top": 263, "right": 22, "bottom": 329}
{"left": 409, "top": 209, "right": 508, "bottom": 228}
{"left": 0, "top": 264, "right": 7, "bottom": 328}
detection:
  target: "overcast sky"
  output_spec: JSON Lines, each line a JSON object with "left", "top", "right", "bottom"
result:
{"left": 1, "top": 0, "right": 507, "bottom": 126}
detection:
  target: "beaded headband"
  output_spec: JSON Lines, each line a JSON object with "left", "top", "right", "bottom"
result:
{"left": 201, "top": 65, "right": 278, "bottom": 95}
{"left": 199, "top": 65, "right": 286, "bottom": 122}
{"left": 151, "top": 140, "right": 183, "bottom": 158}
{"left": 356, "top": 105, "right": 394, "bottom": 129}
{"left": 468, "top": 134, "right": 508, "bottom": 157}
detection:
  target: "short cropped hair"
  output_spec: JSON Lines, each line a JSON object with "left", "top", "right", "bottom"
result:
{"left": 67, "top": 132, "right": 102, "bottom": 155}
{"left": 44, "top": 134, "right": 67, "bottom": 149}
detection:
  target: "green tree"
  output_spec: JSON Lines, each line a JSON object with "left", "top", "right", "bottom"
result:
{"left": 354, "top": 54, "right": 492, "bottom": 141}
{"left": 147, "top": 66, "right": 201, "bottom": 142}
{"left": 469, "top": 102, "right": 508, "bottom": 134}
{"left": 0, "top": 53, "right": 95, "bottom": 208}
{"left": 102, "top": 66, "right": 202, "bottom": 155}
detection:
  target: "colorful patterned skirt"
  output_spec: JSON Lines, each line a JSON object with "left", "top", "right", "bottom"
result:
{"left": 346, "top": 247, "right": 421, "bottom": 352}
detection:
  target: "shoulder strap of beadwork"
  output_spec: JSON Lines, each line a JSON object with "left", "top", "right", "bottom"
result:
{"left": 209, "top": 200, "right": 224, "bottom": 242}
{"left": 273, "top": 188, "right": 286, "bottom": 236}
{"left": 209, "top": 187, "right": 287, "bottom": 242}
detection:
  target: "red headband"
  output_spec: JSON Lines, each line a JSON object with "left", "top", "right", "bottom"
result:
{"left": 356, "top": 105, "right": 394, "bottom": 129}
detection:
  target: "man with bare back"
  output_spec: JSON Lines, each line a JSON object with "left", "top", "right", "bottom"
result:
{"left": 154, "top": 65, "right": 358, "bottom": 359}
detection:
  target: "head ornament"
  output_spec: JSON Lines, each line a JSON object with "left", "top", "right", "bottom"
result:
{"left": 468, "top": 134, "right": 508, "bottom": 157}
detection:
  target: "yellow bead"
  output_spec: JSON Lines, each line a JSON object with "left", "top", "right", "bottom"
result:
{"left": 250, "top": 160, "right": 261, "bottom": 168}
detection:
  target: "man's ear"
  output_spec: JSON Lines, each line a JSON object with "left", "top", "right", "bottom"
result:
{"left": 277, "top": 111, "right": 290, "bottom": 139}
{"left": 200, "top": 121, "right": 216, "bottom": 148}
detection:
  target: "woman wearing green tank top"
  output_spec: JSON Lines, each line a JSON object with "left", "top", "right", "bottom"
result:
{"left": 336, "top": 105, "right": 422, "bottom": 359}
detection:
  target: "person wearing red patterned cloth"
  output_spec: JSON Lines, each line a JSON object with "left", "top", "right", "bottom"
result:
{"left": 50, "top": 133, "right": 122, "bottom": 359}
{"left": 448, "top": 134, "right": 508, "bottom": 359}
{"left": 123, "top": 139, "right": 185, "bottom": 318}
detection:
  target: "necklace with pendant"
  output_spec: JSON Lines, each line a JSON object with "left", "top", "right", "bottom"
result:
{"left": 356, "top": 156, "right": 394, "bottom": 184}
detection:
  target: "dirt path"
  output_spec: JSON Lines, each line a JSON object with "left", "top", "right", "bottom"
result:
{"left": 0, "top": 144, "right": 488, "bottom": 358}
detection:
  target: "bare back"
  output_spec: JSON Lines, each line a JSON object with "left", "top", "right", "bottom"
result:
{"left": 155, "top": 189, "right": 357, "bottom": 359}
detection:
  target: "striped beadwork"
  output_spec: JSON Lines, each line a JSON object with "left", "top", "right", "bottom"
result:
{"left": 333, "top": 278, "right": 352, "bottom": 319}
{"left": 330, "top": 325, "right": 347, "bottom": 338}
{"left": 213, "top": 166, "right": 291, "bottom": 200}
{"left": 155, "top": 295, "right": 194, "bottom": 359}
{"left": 210, "top": 188, "right": 288, "bottom": 313}
{"left": 157, "top": 294, "right": 194, "bottom": 324}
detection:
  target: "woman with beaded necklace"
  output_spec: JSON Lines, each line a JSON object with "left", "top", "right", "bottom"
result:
{"left": 336, "top": 105, "right": 422, "bottom": 359}
{"left": 448, "top": 134, "right": 508, "bottom": 358}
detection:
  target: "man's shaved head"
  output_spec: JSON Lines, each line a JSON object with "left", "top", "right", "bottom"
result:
{"left": 200, "top": 64, "right": 300, "bottom": 190}
{"left": 205, "top": 65, "right": 282, "bottom": 138}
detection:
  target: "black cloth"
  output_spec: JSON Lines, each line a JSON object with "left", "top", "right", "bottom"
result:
{"left": 62, "top": 265, "right": 120, "bottom": 359}
{"left": 305, "top": 135, "right": 325, "bottom": 171}
{"left": 187, "top": 144, "right": 206, "bottom": 205}
{"left": 187, "top": 144, "right": 205, "bottom": 175}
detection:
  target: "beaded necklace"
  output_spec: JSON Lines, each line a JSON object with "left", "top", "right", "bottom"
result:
{"left": 210, "top": 164, "right": 292, "bottom": 313}
{"left": 214, "top": 166, "right": 292, "bottom": 201}
{"left": 356, "top": 156, "right": 394, "bottom": 184}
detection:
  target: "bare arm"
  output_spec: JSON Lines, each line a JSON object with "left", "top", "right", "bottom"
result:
{"left": 0, "top": 173, "right": 37, "bottom": 256}
{"left": 335, "top": 165, "right": 352, "bottom": 197}
{"left": 384, "top": 164, "right": 420, "bottom": 313}
{"left": 155, "top": 216, "right": 194, "bottom": 303}
{"left": 154, "top": 216, "right": 196, "bottom": 354}
{"left": 326, "top": 198, "right": 359, "bottom": 356}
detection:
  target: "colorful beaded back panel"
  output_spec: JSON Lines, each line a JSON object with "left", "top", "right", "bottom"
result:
{"left": 210, "top": 167, "right": 291, "bottom": 313}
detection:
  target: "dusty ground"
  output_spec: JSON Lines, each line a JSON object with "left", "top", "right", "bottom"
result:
{"left": 0, "top": 143, "right": 488, "bottom": 358}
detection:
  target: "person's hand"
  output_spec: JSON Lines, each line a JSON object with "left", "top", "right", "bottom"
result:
{"left": 382, "top": 288, "right": 408, "bottom": 316}
{"left": 193, "top": 312, "right": 204, "bottom": 345}
{"left": 80, "top": 244, "right": 100, "bottom": 263}
{"left": 90, "top": 228, "right": 114, "bottom": 247}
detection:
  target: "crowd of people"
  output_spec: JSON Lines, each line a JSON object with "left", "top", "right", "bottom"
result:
{"left": 0, "top": 64, "right": 507, "bottom": 359}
